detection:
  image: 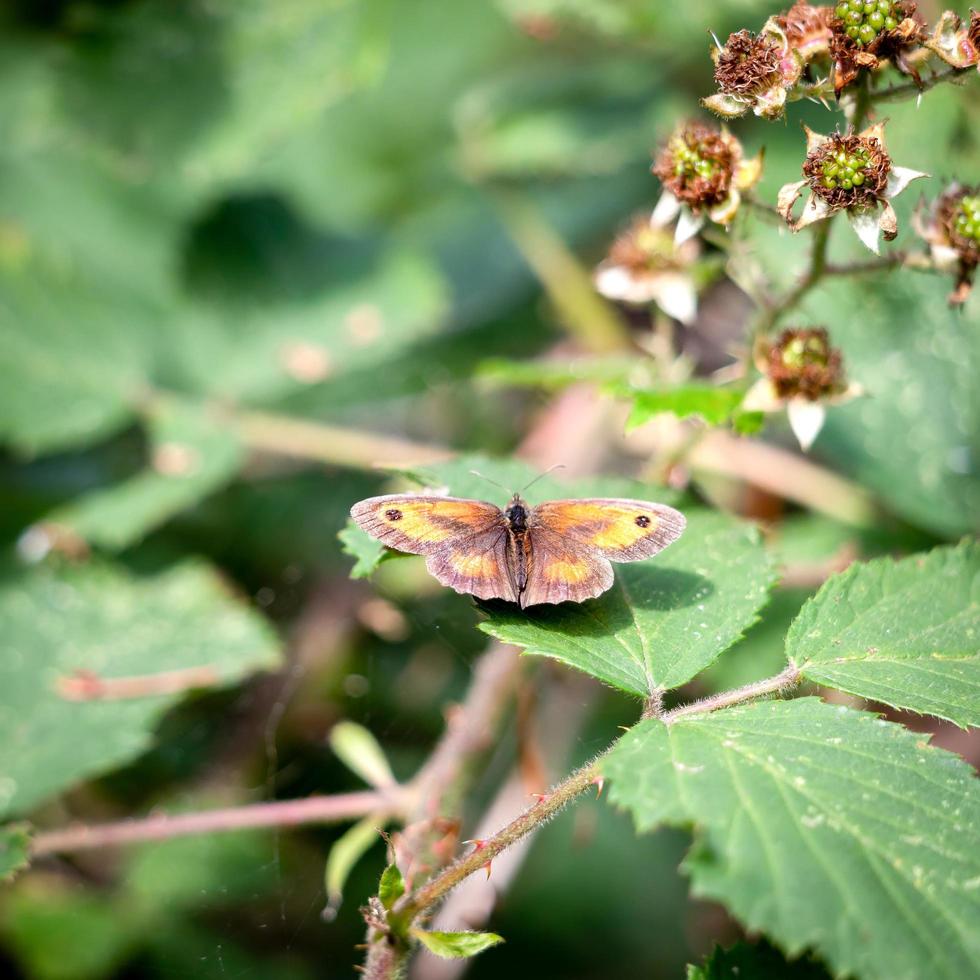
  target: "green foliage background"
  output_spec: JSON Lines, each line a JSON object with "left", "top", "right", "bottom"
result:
{"left": 0, "top": 0, "right": 977, "bottom": 977}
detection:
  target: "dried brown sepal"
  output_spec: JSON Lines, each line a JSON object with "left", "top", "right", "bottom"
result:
{"left": 766, "top": 328, "right": 847, "bottom": 401}
{"left": 651, "top": 122, "right": 737, "bottom": 212}
{"left": 777, "top": 1, "right": 834, "bottom": 59}
{"left": 802, "top": 132, "right": 890, "bottom": 211}
{"left": 713, "top": 29, "right": 784, "bottom": 94}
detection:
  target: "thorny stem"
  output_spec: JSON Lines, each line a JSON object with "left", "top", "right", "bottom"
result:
{"left": 396, "top": 758, "right": 604, "bottom": 921}
{"left": 871, "top": 65, "right": 973, "bottom": 105}
{"left": 663, "top": 664, "right": 803, "bottom": 724}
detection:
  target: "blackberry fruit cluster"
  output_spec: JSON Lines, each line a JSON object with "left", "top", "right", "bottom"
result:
{"left": 834, "top": 0, "right": 901, "bottom": 46}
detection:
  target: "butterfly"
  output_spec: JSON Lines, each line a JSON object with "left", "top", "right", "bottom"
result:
{"left": 349, "top": 490, "right": 685, "bottom": 608}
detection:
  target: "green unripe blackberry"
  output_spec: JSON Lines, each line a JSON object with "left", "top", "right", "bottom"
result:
{"left": 819, "top": 147, "right": 872, "bottom": 190}
{"left": 834, "top": 0, "right": 903, "bottom": 45}
{"left": 954, "top": 196, "right": 980, "bottom": 243}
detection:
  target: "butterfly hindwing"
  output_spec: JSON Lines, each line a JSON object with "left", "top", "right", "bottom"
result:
{"left": 530, "top": 498, "right": 686, "bottom": 562}
{"left": 520, "top": 526, "right": 611, "bottom": 608}
{"left": 425, "top": 527, "right": 519, "bottom": 603}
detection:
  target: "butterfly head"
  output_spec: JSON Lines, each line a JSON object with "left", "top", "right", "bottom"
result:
{"left": 504, "top": 494, "right": 529, "bottom": 532}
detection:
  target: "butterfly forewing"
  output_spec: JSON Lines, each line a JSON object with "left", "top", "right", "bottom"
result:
{"left": 530, "top": 498, "right": 686, "bottom": 561}
{"left": 350, "top": 494, "right": 519, "bottom": 602}
{"left": 350, "top": 495, "right": 504, "bottom": 556}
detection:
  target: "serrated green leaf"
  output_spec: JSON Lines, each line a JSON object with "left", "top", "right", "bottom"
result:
{"left": 39, "top": 399, "right": 244, "bottom": 550}
{"left": 339, "top": 524, "right": 390, "bottom": 579}
{"left": 788, "top": 541, "right": 980, "bottom": 728}
{"left": 329, "top": 722, "right": 395, "bottom": 788}
{"left": 687, "top": 940, "right": 832, "bottom": 979}
{"left": 324, "top": 816, "right": 385, "bottom": 918}
{"left": 479, "top": 510, "right": 774, "bottom": 696}
{"left": 378, "top": 864, "right": 405, "bottom": 910}
{"left": 0, "top": 823, "right": 31, "bottom": 882}
{"left": 606, "top": 698, "right": 980, "bottom": 980}
{"left": 412, "top": 929, "right": 503, "bottom": 959}
{"left": 625, "top": 385, "right": 745, "bottom": 430}
{"left": 0, "top": 559, "right": 281, "bottom": 818}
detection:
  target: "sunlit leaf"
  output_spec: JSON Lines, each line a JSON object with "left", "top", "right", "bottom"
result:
{"left": 788, "top": 541, "right": 980, "bottom": 728}
{"left": 625, "top": 385, "right": 745, "bottom": 430}
{"left": 606, "top": 699, "right": 980, "bottom": 980}
{"left": 412, "top": 929, "right": 504, "bottom": 959}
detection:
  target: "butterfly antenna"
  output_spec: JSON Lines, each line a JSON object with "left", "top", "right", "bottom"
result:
{"left": 520, "top": 463, "right": 566, "bottom": 495}
{"left": 468, "top": 470, "right": 512, "bottom": 495}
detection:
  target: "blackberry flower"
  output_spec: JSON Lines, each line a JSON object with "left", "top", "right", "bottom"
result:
{"left": 594, "top": 216, "right": 700, "bottom": 323}
{"left": 650, "top": 122, "right": 763, "bottom": 244}
{"left": 777, "top": 122, "right": 928, "bottom": 253}
{"left": 703, "top": 25, "right": 804, "bottom": 119}
{"left": 829, "top": 0, "right": 926, "bottom": 96}
{"left": 926, "top": 9, "right": 980, "bottom": 70}
{"left": 743, "top": 328, "right": 863, "bottom": 450}
{"left": 914, "top": 183, "right": 980, "bottom": 305}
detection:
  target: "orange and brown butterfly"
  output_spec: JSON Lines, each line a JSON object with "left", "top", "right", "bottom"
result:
{"left": 349, "top": 485, "right": 685, "bottom": 608}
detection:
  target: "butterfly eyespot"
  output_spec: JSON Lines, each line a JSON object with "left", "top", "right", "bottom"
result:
{"left": 634, "top": 515, "right": 651, "bottom": 528}
{"left": 384, "top": 508, "right": 403, "bottom": 521}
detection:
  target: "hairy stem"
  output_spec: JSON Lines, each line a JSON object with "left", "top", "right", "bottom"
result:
{"left": 397, "top": 759, "right": 603, "bottom": 921}
{"left": 871, "top": 65, "right": 973, "bottom": 105}
{"left": 31, "top": 789, "right": 405, "bottom": 856}
{"left": 663, "top": 664, "right": 802, "bottom": 724}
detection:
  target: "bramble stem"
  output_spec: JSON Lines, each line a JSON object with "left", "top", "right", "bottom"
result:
{"left": 396, "top": 759, "right": 603, "bottom": 921}
{"left": 871, "top": 65, "right": 973, "bottom": 105}
{"left": 31, "top": 789, "right": 405, "bottom": 856}
{"left": 662, "top": 664, "right": 802, "bottom": 724}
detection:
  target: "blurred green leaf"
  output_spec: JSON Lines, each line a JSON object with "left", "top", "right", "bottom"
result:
{"left": 606, "top": 699, "right": 980, "bottom": 980}
{"left": 413, "top": 928, "right": 504, "bottom": 959}
{"left": 788, "top": 541, "right": 980, "bottom": 728}
{"left": 1, "top": 877, "right": 138, "bottom": 980}
{"left": 329, "top": 722, "right": 395, "bottom": 788}
{"left": 0, "top": 559, "right": 281, "bottom": 818}
{"left": 340, "top": 524, "right": 390, "bottom": 579}
{"left": 39, "top": 399, "right": 244, "bottom": 550}
{"left": 812, "top": 272, "right": 979, "bottom": 538}
{"left": 480, "top": 509, "right": 773, "bottom": 696}
{"left": 0, "top": 823, "right": 31, "bottom": 882}
{"left": 325, "top": 816, "right": 386, "bottom": 918}
{"left": 625, "top": 385, "right": 745, "bottom": 430}
{"left": 687, "top": 940, "right": 832, "bottom": 979}
{"left": 478, "top": 355, "right": 635, "bottom": 391}
{"left": 379, "top": 863, "right": 406, "bottom": 910}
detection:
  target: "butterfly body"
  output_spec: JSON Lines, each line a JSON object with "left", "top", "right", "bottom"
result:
{"left": 350, "top": 491, "right": 685, "bottom": 608}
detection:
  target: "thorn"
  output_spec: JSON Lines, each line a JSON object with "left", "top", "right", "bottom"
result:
{"left": 709, "top": 28, "right": 723, "bottom": 51}
{"left": 463, "top": 838, "right": 493, "bottom": 878}
{"left": 592, "top": 775, "right": 605, "bottom": 798}
{"left": 530, "top": 792, "right": 550, "bottom": 804}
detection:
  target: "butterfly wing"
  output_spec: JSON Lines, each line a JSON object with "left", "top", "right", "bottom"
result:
{"left": 520, "top": 498, "right": 685, "bottom": 608}
{"left": 349, "top": 495, "right": 518, "bottom": 602}
{"left": 531, "top": 498, "right": 686, "bottom": 561}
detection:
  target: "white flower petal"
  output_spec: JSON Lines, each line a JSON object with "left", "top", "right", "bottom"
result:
{"left": 596, "top": 265, "right": 669, "bottom": 304}
{"left": 796, "top": 193, "right": 831, "bottom": 230}
{"left": 651, "top": 192, "right": 681, "bottom": 228}
{"left": 652, "top": 273, "right": 697, "bottom": 324}
{"left": 675, "top": 208, "right": 705, "bottom": 245}
{"left": 742, "top": 378, "right": 783, "bottom": 413}
{"left": 885, "top": 166, "right": 929, "bottom": 200}
{"left": 847, "top": 207, "right": 881, "bottom": 255}
{"left": 787, "top": 399, "right": 826, "bottom": 452}
{"left": 930, "top": 243, "right": 961, "bottom": 272}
